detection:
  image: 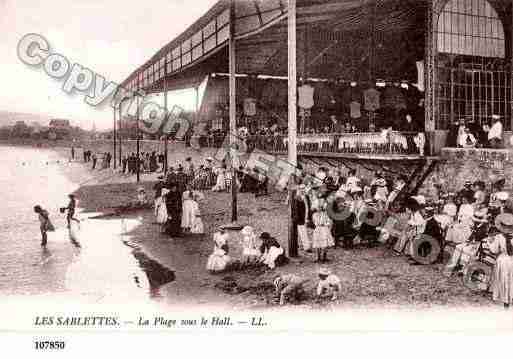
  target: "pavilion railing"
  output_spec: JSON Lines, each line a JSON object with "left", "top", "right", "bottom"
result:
{"left": 245, "top": 132, "right": 422, "bottom": 156}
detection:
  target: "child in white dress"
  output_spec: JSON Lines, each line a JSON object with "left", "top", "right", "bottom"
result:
{"left": 241, "top": 226, "right": 260, "bottom": 265}
{"left": 312, "top": 199, "right": 334, "bottom": 262}
{"left": 206, "top": 228, "right": 231, "bottom": 273}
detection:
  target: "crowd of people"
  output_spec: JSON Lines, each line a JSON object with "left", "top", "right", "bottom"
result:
{"left": 289, "top": 166, "right": 513, "bottom": 307}
{"left": 68, "top": 143, "right": 513, "bottom": 307}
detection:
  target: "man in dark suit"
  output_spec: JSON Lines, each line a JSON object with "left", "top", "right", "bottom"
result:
{"left": 293, "top": 186, "right": 312, "bottom": 252}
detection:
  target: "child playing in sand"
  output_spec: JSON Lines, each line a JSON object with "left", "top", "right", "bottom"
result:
{"left": 316, "top": 267, "right": 342, "bottom": 301}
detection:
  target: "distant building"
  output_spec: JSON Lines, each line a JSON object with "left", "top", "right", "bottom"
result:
{"left": 48, "top": 119, "right": 71, "bottom": 139}
{"left": 11, "top": 121, "right": 31, "bottom": 138}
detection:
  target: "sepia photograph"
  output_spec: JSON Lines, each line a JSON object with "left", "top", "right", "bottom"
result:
{"left": 1, "top": 0, "right": 513, "bottom": 355}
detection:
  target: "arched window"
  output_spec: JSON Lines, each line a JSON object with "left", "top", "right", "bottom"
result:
{"left": 437, "top": 0, "right": 505, "bottom": 58}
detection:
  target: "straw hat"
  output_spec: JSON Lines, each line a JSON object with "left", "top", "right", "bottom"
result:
{"left": 318, "top": 267, "right": 331, "bottom": 276}
{"left": 495, "top": 213, "right": 513, "bottom": 234}
{"left": 137, "top": 187, "right": 145, "bottom": 193}
{"left": 350, "top": 186, "right": 363, "bottom": 194}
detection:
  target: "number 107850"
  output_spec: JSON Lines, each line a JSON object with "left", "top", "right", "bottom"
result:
{"left": 34, "top": 341, "right": 65, "bottom": 350}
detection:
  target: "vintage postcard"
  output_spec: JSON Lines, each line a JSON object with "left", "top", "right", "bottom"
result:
{"left": 1, "top": 0, "right": 513, "bottom": 355}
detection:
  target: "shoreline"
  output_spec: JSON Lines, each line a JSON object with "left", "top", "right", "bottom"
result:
{"left": 3, "top": 144, "right": 500, "bottom": 310}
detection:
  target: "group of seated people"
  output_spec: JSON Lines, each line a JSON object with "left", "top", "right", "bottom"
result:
{"left": 448, "top": 114, "right": 510, "bottom": 149}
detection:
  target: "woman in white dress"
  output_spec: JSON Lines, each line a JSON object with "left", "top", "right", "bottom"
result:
{"left": 155, "top": 188, "right": 169, "bottom": 232}
{"left": 181, "top": 188, "right": 195, "bottom": 232}
{"left": 190, "top": 193, "right": 204, "bottom": 235}
{"left": 488, "top": 214, "right": 513, "bottom": 308}
{"left": 212, "top": 165, "right": 227, "bottom": 192}
{"left": 206, "top": 228, "right": 231, "bottom": 273}
{"left": 445, "top": 195, "right": 474, "bottom": 244}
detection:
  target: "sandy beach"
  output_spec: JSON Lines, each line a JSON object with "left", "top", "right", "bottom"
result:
{"left": 18, "top": 141, "right": 494, "bottom": 311}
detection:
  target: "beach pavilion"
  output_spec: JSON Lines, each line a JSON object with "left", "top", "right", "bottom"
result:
{"left": 119, "top": 0, "right": 513, "bottom": 254}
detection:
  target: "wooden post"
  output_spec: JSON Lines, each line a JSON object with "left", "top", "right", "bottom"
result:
{"left": 164, "top": 79, "right": 168, "bottom": 175}
{"left": 113, "top": 106, "right": 117, "bottom": 169}
{"left": 288, "top": 0, "right": 298, "bottom": 258}
{"left": 118, "top": 105, "right": 122, "bottom": 167}
{"left": 136, "top": 94, "right": 141, "bottom": 183}
{"left": 229, "top": 0, "right": 237, "bottom": 223}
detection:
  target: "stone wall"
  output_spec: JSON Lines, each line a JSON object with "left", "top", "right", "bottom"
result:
{"left": 419, "top": 148, "right": 513, "bottom": 198}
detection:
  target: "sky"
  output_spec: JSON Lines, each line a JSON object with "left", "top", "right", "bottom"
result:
{"left": 0, "top": 0, "right": 217, "bottom": 130}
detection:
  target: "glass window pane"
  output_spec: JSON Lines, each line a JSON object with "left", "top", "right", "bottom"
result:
{"left": 182, "top": 52, "right": 191, "bottom": 65}
{"left": 192, "top": 45, "right": 202, "bottom": 61}
{"left": 172, "top": 59, "right": 181, "bottom": 71}
{"left": 217, "top": 25, "right": 229, "bottom": 43}
{"left": 204, "top": 20, "right": 216, "bottom": 38}
{"left": 204, "top": 35, "right": 216, "bottom": 52}
{"left": 181, "top": 39, "right": 191, "bottom": 53}
{"left": 217, "top": 9, "right": 229, "bottom": 27}
{"left": 192, "top": 31, "right": 202, "bottom": 47}
{"left": 172, "top": 47, "right": 181, "bottom": 59}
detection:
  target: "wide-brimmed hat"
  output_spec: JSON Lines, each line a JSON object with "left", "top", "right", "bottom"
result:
{"left": 495, "top": 213, "right": 513, "bottom": 234}
{"left": 137, "top": 187, "right": 145, "bottom": 192}
{"left": 206, "top": 157, "right": 214, "bottom": 162}
{"left": 318, "top": 267, "right": 331, "bottom": 276}
{"left": 472, "top": 209, "right": 488, "bottom": 223}
{"left": 260, "top": 232, "right": 272, "bottom": 240}
{"left": 350, "top": 186, "right": 363, "bottom": 194}
{"left": 492, "top": 114, "right": 501, "bottom": 120}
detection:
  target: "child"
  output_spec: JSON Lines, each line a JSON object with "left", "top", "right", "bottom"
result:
{"left": 316, "top": 267, "right": 342, "bottom": 301}
{"left": 312, "top": 199, "right": 334, "bottom": 262}
{"left": 241, "top": 226, "right": 260, "bottom": 265}
{"left": 34, "top": 205, "right": 54, "bottom": 247}
{"left": 206, "top": 227, "right": 231, "bottom": 273}
{"left": 136, "top": 187, "right": 147, "bottom": 206}
{"left": 259, "top": 232, "right": 286, "bottom": 269}
{"left": 64, "top": 194, "right": 80, "bottom": 228}
{"left": 273, "top": 274, "right": 308, "bottom": 305}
